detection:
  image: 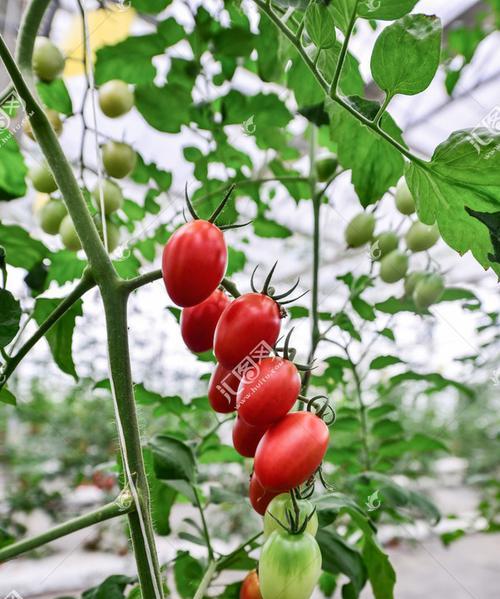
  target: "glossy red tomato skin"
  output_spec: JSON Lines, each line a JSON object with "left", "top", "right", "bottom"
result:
{"left": 249, "top": 473, "right": 279, "bottom": 516}
{"left": 162, "top": 220, "right": 227, "bottom": 307}
{"left": 214, "top": 293, "right": 282, "bottom": 370}
{"left": 233, "top": 416, "right": 268, "bottom": 458}
{"left": 208, "top": 363, "right": 239, "bottom": 413}
{"left": 237, "top": 357, "right": 300, "bottom": 427}
{"left": 240, "top": 570, "right": 263, "bottom": 599}
{"left": 254, "top": 412, "right": 329, "bottom": 492}
{"left": 181, "top": 289, "right": 230, "bottom": 353}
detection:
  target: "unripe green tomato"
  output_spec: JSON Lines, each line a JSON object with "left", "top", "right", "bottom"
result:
{"left": 345, "top": 212, "right": 376, "bottom": 248}
{"left": 98, "top": 80, "right": 134, "bottom": 118}
{"left": 404, "top": 271, "right": 427, "bottom": 297}
{"left": 32, "top": 37, "right": 65, "bottom": 82}
{"left": 94, "top": 217, "right": 121, "bottom": 253}
{"left": 395, "top": 178, "right": 415, "bottom": 215}
{"left": 259, "top": 530, "right": 322, "bottom": 599}
{"left": 39, "top": 199, "right": 67, "bottom": 235}
{"left": 413, "top": 273, "right": 445, "bottom": 310}
{"left": 371, "top": 231, "right": 399, "bottom": 260}
{"left": 379, "top": 249, "right": 409, "bottom": 283}
{"left": 102, "top": 141, "right": 136, "bottom": 179}
{"left": 29, "top": 162, "right": 58, "bottom": 193}
{"left": 24, "top": 108, "right": 62, "bottom": 139}
{"left": 264, "top": 494, "right": 318, "bottom": 540}
{"left": 59, "top": 215, "right": 82, "bottom": 251}
{"left": 405, "top": 221, "right": 440, "bottom": 252}
{"left": 315, "top": 155, "right": 338, "bottom": 182}
{"left": 92, "top": 179, "right": 124, "bottom": 214}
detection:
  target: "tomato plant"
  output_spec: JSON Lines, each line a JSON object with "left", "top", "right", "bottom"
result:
{"left": 98, "top": 80, "right": 134, "bottom": 119}
{"left": 181, "top": 288, "right": 230, "bottom": 353}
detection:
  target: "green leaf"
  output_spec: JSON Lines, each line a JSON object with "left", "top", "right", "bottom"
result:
{"left": 0, "top": 387, "right": 16, "bottom": 405}
{"left": 135, "top": 83, "right": 192, "bottom": 133}
{"left": 253, "top": 217, "right": 292, "bottom": 238}
{"left": 358, "top": 0, "right": 419, "bottom": 20}
{"left": 388, "top": 370, "right": 474, "bottom": 398}
{"left": 0, "top": 224, "right": 48, "bottom": 269}
{"left": 325, "top": 96, "right": 405, "bottom": 205}
{"left": 378, "top": 433, "right": 447, "bottom": 458}
{"left": 144, "top": 448, "right": 177, "bottom": 535}
{"left": 362, "top": 536, "right": 396, "bottom": 599}
{"left": 82, "top": 575, "right": 134, "bottom": 599}
{"left": 47, "top": 251, "right": 87, "bottom": 285}
{"left": 0, "top": 289, "right": 21, "bottom": 348}
{"left": 174, "top": 553, "right": 203, "bottom": 598}
{"left": 369, "top": 355, "right": 403, "bottom": 370}
{"left": 371, "top": 14, "right": 442, "bottom": 97}
{"left": 149, "top": 434, "right": 196, "bottom": 482}
{"left": 406, "top": 128, "right": 500, "bottom": 275}
{"left": 33, "top": 297, "right": 83, "bottom": 379}
{"left": 351, "top": 296, "right": 375, "bottom": 321}
{"left": 36, "top": 79, "right": 73, "bottom": 115}
{"left": 0, "top": 133, "right": 28, "bottom": 200}
{"left": 317, "top": 528, "right": 367, "bottom": 594}
{"left": 305, "top": 3, "right": 336, "bottom": 49}
{"left": 226, "top": 247, "right": 247, "bottom": 276}
{"left": 131, "top": 0, "right": 172, "bottom": 13}
{"left": 371, "top": 418, "right": 403, "bottom": 438}
{"left": 375, "top": 295, "right": 422, "bottom": 314}
{"left": 288, "top": 306, "right": 309, "bottom": 319}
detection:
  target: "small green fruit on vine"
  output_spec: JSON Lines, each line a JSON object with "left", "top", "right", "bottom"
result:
{"left": 59, "top": 214, "right": 82, "bottom": 251}
{"left": 413, "top": 273, "right": 445, "bottom": 310}
{"left": 345, "top": 212, "right": 376, "bottom": 248}
{"left": 32, "top": 36, "right": 65, "bottom": 82}
{"left": 264, "top": 494, "right": 318, "bottom": 540}
{"left": 95, "top": 217, "right": 121, "bottom": 252}
{"left": 29, "top": 162, "right": 58, "bottom": 193}
{"left": 404, "top": 271, "right": 427, "bottom": 297}
{"left": 102, "top": 141, "right": 136, "bottom": 179}
{"left": 24, "top": 108, "right": 62, "bottom": 139}
{"left": 395, "top": 177, "right": 416, "bottom": 215}
{"left": 405, "top": 221, "right": 440, "bottom": 252}
{"left": 92, "top": 179, "right": 124, "bottom": 215}
{"left": 379, "top": 249, "right": 409, "bottom": 283}
{"left": 98, "top": 80, "right": 134, "bottom": 118}
{"left": 371, "top": 231, "right": 399, "bottom": 260}
{"left": 315, "top": 155, "right": 338, "bottom": 182}
{"left": 39, "top": 199, "right": 67, "bottom": 235}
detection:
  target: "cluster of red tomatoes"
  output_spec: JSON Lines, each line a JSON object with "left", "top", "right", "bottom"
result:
{"left": 162, "top": 199, "right": 332, "bottom": 599}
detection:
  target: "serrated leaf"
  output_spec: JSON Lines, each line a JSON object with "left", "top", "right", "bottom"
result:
{"left": 0, "top": 224, "right": 48, "bottom": 269}
{"left": 253, "top": 218, "right": 292, "bottom": 238}
{"left": 47, "top": 251, "right": 87, "bottom": 285}
{"left": 317, "top": 528, "right": 367, "bottom": 594}
{"left": 0, "top": 289, "right": 21, "bottom": 348}
{"left": 371, "top": 14, "right": 442, "bottom": 96}
{"left": 82, "top": 575, "right": 134, "bottom": 599}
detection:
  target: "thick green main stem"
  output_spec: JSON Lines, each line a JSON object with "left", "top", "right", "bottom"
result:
{"left": 0, "top": 498, "right": 133, "bottom": 563}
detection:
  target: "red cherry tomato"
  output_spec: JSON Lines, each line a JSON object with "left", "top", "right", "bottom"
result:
{"left": 240, "top": 570, "right": 263, "bottom": 599}
{"left": 214, "top": 293, "right": 282, "bottom": 370}
{"left": 232, "top": 416, "right": 267, "bottom": 458}
{"left": 181, "top": 289, "right": 230, "bottom": 353}
{"left": 162, "top": 220, "right": 227, "bottom": 307}
{"left": 254, "top": 412, "right": 329, "bottom": 492}
{"left": 249, "top": 473, "right": 279, "bottom": 516}
{"left": 208, "top": 363, "right": 239, "bottom": 413}
{"left": 237, "top": 357, "right": 300, "bottom": 427}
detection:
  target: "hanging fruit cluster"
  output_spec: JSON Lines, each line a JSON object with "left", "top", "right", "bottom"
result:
{"left": 344, "top": 177, "right": 445, "bottom": 311}
{"left": 162, "top": 189, "right": 335, "bottom": 599}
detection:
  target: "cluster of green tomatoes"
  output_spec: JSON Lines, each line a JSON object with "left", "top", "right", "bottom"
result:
{"left": 28, "top": 37, "right": 137, "bottom": 253}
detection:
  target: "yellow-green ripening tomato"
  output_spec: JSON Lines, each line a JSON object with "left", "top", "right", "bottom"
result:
{"left": 345, "top": 213, "right": 376, "bottom": 248}
{"left": 404, "top": 271, "right": 427, "bottom": 297}
{"left": 98, "top": 80, "right": 135, "bottom": 118}
{"left": 24, "top": 108, "right": 63, "bottom": 139}
{"left": 102, "top": 141, "right": 136, "bottom": 179}
{"left": 32, "top": 37, "right": 65, "bottom": 82}
{"left": 59, "top": 214, "right": 81, "bottom": 251}
{"left": 405, "top": 221, "right": 440, "bottom": 252}
{"left": 413, "top": 273, "right": 445, "bottom": 310}
{"left": 92, "top": 179, "right": 124, "bottom": 214}
{"left": 379, "top": 250, "right": 409, "bottom": 283}
{"left": 259, "top": 530, "right": 322, "bottom": 599}
{"left": 315, "top": 155, "right": 338, "bottom": 182}
{"left": 29, "top": 162, "right": 58, "bottom": 193}
{"left": 39, "top": 199, "right": 67, "bottom": 235}
{"left": 371, "top": 231, "right": 399, "bottom": 260}
{"left": 264, "top": 494, "right": 318, "bottom": 540}
{"left": 395, "top": 177, "right": 415, "bottom": 215}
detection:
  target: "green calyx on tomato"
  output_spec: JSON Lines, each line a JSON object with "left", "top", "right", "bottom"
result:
{"left": 259, "top": 529, "right": 322, "bottom": 599}
{"left": 98, "top": 80, "right": 134, "bottom": 118}
{"left": 413, "top": 273, "right": 445, "bottom": 310}
{"left": 379, "top": 249, "right": 409, "bottom": 283}
{"left": 29, "top": 162, "right": 58, "bottom": 193}
{"left": 315, "top": 155, "right": 338, "bottom": 182}
{"left": 102, "top": 141, "right": 137, "bottom": 179}
{"left": 39, "top": 199, "right": 67, "bottom": 235}
{"left": 395, "top": 177, "right": 416, "bottom": 215}
{"left": 32, "top": 37, "right": 65, "bottom": 82}
{"left": 345, "top": 212, "right": 376, "bottom": 248}
{"left": 405, "top": 221, "right": 440, "bottom": 252}
{"left": 92, "top": 179, "right": 124, "bottom": 215}
{"left": 264, "top": 493, "right": 318, "bottom": 540}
